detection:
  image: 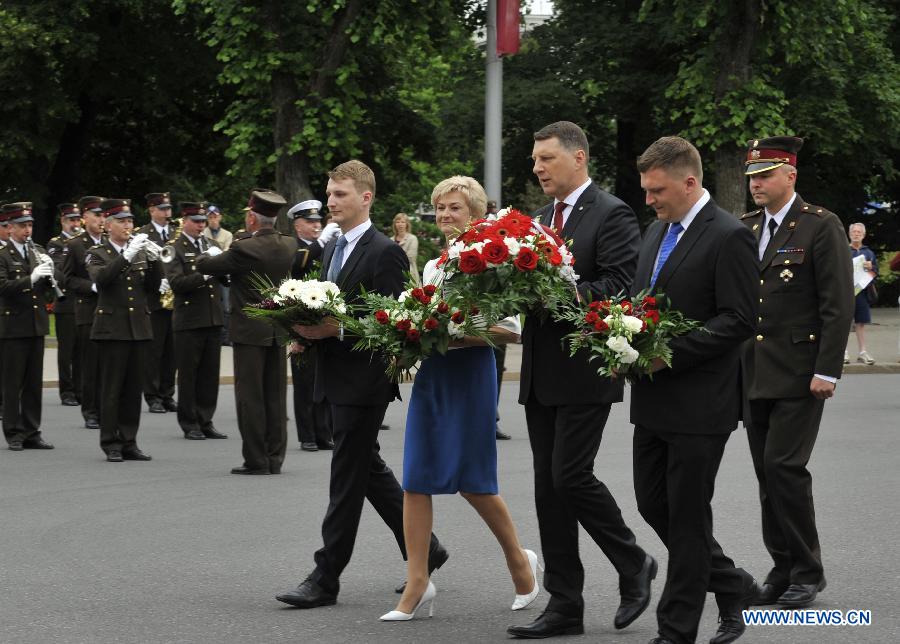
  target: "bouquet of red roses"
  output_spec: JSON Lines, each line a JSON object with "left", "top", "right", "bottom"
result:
{"left": 435, "top": 207, "right": 579, "bottom": 322}
{"left": 340, "top": 282, "right": 492, "bottom": 381}
{"left": 556, "top": 291, "right": 704, "bottom": 380}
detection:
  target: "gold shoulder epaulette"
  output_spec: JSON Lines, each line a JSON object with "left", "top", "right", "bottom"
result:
{"left": 739, "top": 209, "right": 763, "bottom": 220}
{"left": 800, "top": 203, "right": 829, "bottom": 217}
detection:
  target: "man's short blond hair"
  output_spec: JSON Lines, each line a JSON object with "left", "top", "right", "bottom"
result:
{"left": 329, "top": 159, "right": 376, "bottom": 197}
{"left": 431, "top": 176, "right": 488, "bottom": 218}
{"left": 636, "top": 136, "right": 703, "bottom": 183}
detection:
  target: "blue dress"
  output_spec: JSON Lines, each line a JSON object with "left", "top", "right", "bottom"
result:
{"left": 402, "top": 346, "right": 498, "bottom": 495}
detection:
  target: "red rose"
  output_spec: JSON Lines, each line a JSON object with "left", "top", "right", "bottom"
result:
{"left": 396, "top": 319, "right": 411, "bottom": 332}
{"left": 621, "top": 300, "right": 633, "bottom": 314}
{"left": 642, "top": 296, "right": 657, "bottom": 309}
{"left": 374, "top": 310, "right": 390, "bottom": 324}
{"left": 420, "top": 295, "right": 432, "bottom": 305}
{"left": 459, "top": 249, "right": 487, "bottom": 274}
{"left": 588, "top": 301, "right": 602, "bottom": 311}
{"left": 437, "top": 301, "right": 450, "bottom": 314}
{"left": 451, "top": 311, "right": 465, "bottom": 323}
{"left": 406, "top": 329, "right": 421, "bottom": 342}
{"left": 469, "top": 306, "right": 480, "bottom": 315}
{"left": 411, "top": 287, "right": 425, "bottom": 299}
{"left": 644, "top": 309, "right": 660, "bottom": 325}
{"left": 513, "top": 247, "right": 539, "bottom": 272}
{"left": 593, "top": 319, "right": 609, "bottom": 333}
{"left": 482, "top": 239, "right": 510, "bottom": 264}
{"left": 424, "top": 317, "right": 439, "bottom": 330}
{"left": 423, "top": 284, "right": 437, "bottom": 296}
{"left": 584, "top": 311, "right": 599, "bottom": 324}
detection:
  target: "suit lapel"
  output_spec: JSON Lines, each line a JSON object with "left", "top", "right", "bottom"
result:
{"left": 535, "top": 203, "right": 553, "bottom": 228}
{"left": 637, "top": 221, "right": 667, "bottom": 291}
{"left": 759, "top": 195, "right": 805, "bottom": 268}
{"left": 561, "top": 184, "right": 596, "bottom": 239}
{"left": 336, "top": 226, "right": 375, "bottom": 287}
{"left": 653, "top": 201, "right": 716, "bottom": 292}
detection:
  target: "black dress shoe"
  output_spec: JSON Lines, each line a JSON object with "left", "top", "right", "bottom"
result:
{"left": 507, "top": 611, "right": 584, "bottom": 639}
{"left": 107, "top": 450, "right": 124, "bottom": 462}
{"left": 395, "top": 543, "right": 450, "bottom": 593}
{"left": 148, "top": 401, "right": 166, "bottom": 413}
{"left": 496, "top": 429, "right": 511, "bottom": 440}
{"left": 649, "top": 638, "right": 678, "bottom": 644}
{"left": 23, "top": 438, "right": 55, "bottom": 449}
{"left": 85, "top": 418, "right": 100, "bottom": 429}
{"left": 615, "top": 553, "right": 657, "bottom": 629}
{"left": 123, "top": 449, "right": 152, "bottom": 461}
{"left": 61, "top": 396, "right": 80, "bottom": 406}
{"left": 317, "top": 440, "right": 335, "bottom": 450}
{"left": 163, "top": 399, "right": 178, "bottom": 412}
{"left": 203, "top": 427, "right": 228, "bottom": 439}
{"left": 185, "top": 430, "right": 206, "bottom": 440}
{"left": 9, "top": 440, "right": 24, "bottom": 451}
{"left": 777, "top": 579, "right": 826, "bottom": 607}
{"left": 753, "top": 582, "right": 788, "bottom": 605}
{"left": 230, "top": 466, "right": 269, "bottom": 475}
{"left": 275, "top": 576, "right": 337, "bottom": 608}
{"left": 710, "top": 577, "right": 761, "bottom": 644}
{"left": 300, "top": 442, "right": 319, "bottom": 452}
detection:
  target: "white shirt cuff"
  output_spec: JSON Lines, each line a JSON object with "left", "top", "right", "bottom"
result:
{"left": 814, "top": 373, "right": 837, "bottom": 384}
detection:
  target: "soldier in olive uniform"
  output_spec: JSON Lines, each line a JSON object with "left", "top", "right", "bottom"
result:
{"left": 196, "top": 189, "right": 297, "bottom": 475}
{"left": 163, "top": 202, "right": 228, "bottom": 441}
{"left": 47, "top": 203, "right": 83, "bottom": 406}
{"left": 63, "top": 196, "right": 106, "bottom": 429}
{"left": 87, "top": 199, "right": 162, "bottom": 462}
{"left": 740, "top": 136, "right": 854, "bottom": 608}
{"left": 0, "top": 214, "right": 8, "bottom": 421}
{"left": 0, "top": 203, "right": 56, "bottom": 450}
{"left": 137, "top": 192, "right": 177, "bottom": 413}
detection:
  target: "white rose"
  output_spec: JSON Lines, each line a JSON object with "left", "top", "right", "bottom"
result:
{"left": 621, "top": 315, "right": 644, "bottom": 334}
{"left": 504, "top": 237, "right": 521, "bottom": 254}
{"left": 446, "top": 320, "right": 465, "bottom": 339}
{"left": 605, "top": 335, "right": 631, "bottom": 354}
{"left": 448, "top": 242, "right": 464, "bottom": 260}
{"left": 619, "top": 346, "right": 640, "bottom": 364}
{"left": 398, "top": 290, "right": 410, "bottom": 303}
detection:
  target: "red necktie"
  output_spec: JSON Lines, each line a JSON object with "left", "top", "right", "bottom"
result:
{"left": 553, "top": 201, "right": 566, "bottom": 232}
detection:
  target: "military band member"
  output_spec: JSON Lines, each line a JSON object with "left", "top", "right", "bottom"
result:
{"left": 164, "top": 202, "right": 228, "bottom": 441}
{"left": 137, "top": 191, "right": 177, "bottom": 413}
{"left": 740, "top": 136, "right": 854, "bottom": 608}
{"left": 86, "top": 199, "right": 161, "bottom": 462}
{"left": 0, "top": 203, "right": 56, "bottom": 451}
{"left": 0, "top": 215, "right": 8, "bottom": 421}
{"left": 47, "top": 203, "right": 83, "bottom": 406}
{"left": 196, "top": 189, "right": 296, "bottom": 475}
{"left": 203, "top": 205, "right": 234, "bottom": 346}
{"left": 63, "top": 196, "right": 106, "bottom": 429}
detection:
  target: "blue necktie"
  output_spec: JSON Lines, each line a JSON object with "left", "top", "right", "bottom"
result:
{"left": 650, "top": 222, "right": 683, "bottom": 287}
{"left": 326, "top": 235, "right": 348, "bottom": 282}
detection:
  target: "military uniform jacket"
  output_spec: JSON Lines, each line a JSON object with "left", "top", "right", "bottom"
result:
{"left": 46, "top": 234, "right": 75, "bottom": 314}
{"left": 195, "top": 228, "right": 298, "bottom": 346}
{"left": 63, "top": 232, "right": 104, "bottom": 326}
{"left": 136, "top": 222, "right": 173, "bottom": 312}
{"left": 740, "top": 194, "right": 854, "bottom": 399}
{"left": 293, "top": 237, "right": 322, "bottom": 279}
{"left": 0, "top": 242, "right": 53, "bottom": 338}
{"left": 86, "top": 240, "right": 162, "bottom": 341}
{"left": 163, "top": 233, "right": 224, "bottom": 332}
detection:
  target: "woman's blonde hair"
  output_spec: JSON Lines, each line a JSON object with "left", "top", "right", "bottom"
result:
{"left": 430, "top": 176, "right": 488, "bottom": 218}
{"left": 392, "top": 212, "right": 412, "bottom": 237}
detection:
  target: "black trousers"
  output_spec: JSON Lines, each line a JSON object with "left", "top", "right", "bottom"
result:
{"left": 291, "top": 355, "right": 332, "bottom": 445}
{"left": 2, "top": 336, "right": 45, "bottom": 444}
{"left": 747, "top": 396, "right": 825, "bottom": 587}
{"left": 0, "top": 338, "right": 4, "bottom": 417}
{"left": 55, "top": 311, "right": 79, "bottom": 400}
{"left": 143, "top": 308, "right": 176, "bottom": 405}
{"left": 97, "top": 340, "right": 147, "bottom": 453}
{"left": 233, "top": 343, "right": 287, "bottom": 472}
{"left": 633, "top": 426, "right": 749, "bottom": 644}
{"left": 311, "top": 402, "right": 439, "bottom": 594}
{"left": 524, "top": 401, "right": 646, "bottom": 618}
{"left": 77, "top": 324, "right": 100, "bottom": 422}
{"left": 174, "top": 326, "right": 221, "bottom": 435}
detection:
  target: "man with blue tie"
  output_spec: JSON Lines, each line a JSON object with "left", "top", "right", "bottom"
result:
{"left": 630, "top": 137, "right": 761, "bottom": 644}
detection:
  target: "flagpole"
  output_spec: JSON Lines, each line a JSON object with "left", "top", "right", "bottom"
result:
{"left": 485, "top": 0, "right": 502, "bottom": 207}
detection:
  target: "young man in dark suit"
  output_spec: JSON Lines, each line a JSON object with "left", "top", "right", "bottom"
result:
{"left": 630, "top": 137, "right": 760, "bottom": 644}
{"left": 277, "top": 160, "right": 446, "bottom": 609}
{"left": 740, "top": 137, "right": 853, "bottom": 609}
{"left": 509, "top": 122, "right": 655, "bottom": 639}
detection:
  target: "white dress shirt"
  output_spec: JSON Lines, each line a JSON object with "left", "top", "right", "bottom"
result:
{"left": 651, "top": 189, "right": 711, "bottom": 274}
{"left": 332, "top": 219, "right": 372, "bottom": 273}
{"left": 552, "top": 178, "right": 593, "bottom": 228}
{"left": 758, "top": 192, "right": 797, "bottom": 260}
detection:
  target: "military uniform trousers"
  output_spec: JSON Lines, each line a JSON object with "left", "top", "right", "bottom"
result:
{"left": 233, "top": 342, "right": 287, "bottom": 472}
{"left": 174, "top": 326, "right": 222, "bottom": 436}
{"left": 76, "top": 323, "right": 100, "bottom": 423}
{"left": 55, "top": 310, "right": 80, "bottom": 401}
{"left": 746, "top": 396, "right": 825, "bottom": 587}
{"left": 144, "top": 308, "right": 176, "bottom": 406}
{"left": 0, "top": 338, "right": 4, "bottom": 419}
{"left": 291, "top": 354, "right": 332, "bottom": 445}
{"left": 97, "top": 339, "right": 148, "bottom": 453}
{"left": 2, "top": 336, "right": 45, "bottom": 444}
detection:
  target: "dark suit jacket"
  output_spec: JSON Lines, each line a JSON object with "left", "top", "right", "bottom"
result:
{"left": 629, "top": 198, "right": 758, "bottom": 434}
{"left": 519, "top": 182, "right": 641, "bottom": 406}
{"left": 86, "top": 240, "right": 162, "bottom": 341}
{"left": 314, "top": 225, "right": 408, "bottom": 406}
{"left": 740, "top": 194, "right": 853, "bottom": 400}
{"left": 195, "top": 228, "right": 297, "bottom": 346}
{"left": 0, "top": 242, "right": 53, "bottom": 338}
{"left": 62, "top": 232, "right": 103, "bottom": 326}
{"left": 164, "top": 233, "right": 224, "bottom": 332}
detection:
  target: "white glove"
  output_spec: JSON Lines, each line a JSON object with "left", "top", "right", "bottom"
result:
{"left": 204, "top": 246, "right": 223, "bottom": 258}
{"left": 91, "top": 283, "right": 98, "bottom": 293}
{"left": 318, "top": 222, "right": 342, "bottom": 247}
{"left": 123, "top": 236, "right": 145, "bottom": 262}
{"left": 159, "top": 278, "right": 171, "bottom": 294}
{"left": 30, "top": 263, "right": 53, "bottom": 284}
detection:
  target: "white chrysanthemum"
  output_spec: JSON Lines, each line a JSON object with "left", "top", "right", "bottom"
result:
{"left": 321, "top": 281, "right": 340, "bottom": 296}
{"left": 278, "top": 279, "right": 304, "bottom": 299}
{"left": 559, "top": 265, "right": 579, "bottom": 283}
{"left": 410, "top": 310, "right": 424, "bottom": 324}
{"left": 504, "top": 237, "right": 521, "bottom": 254}
{"left": 299, "top": 288, "right": 326, "bottom": 310}
{"left": 619, "top": 346, "right": 640, "bottom": 364}
{"left": 558, "top": 245, "right": 573, "bottom": 265}
{"left": 333, "top": 302, "right": 347, "bottom": 314}
{"left": 621, "top": 315, "right": 644, "bottom": 334}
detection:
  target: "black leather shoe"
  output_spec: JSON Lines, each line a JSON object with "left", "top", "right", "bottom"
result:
{"left": 185, "top": 430, "right": 206, "bottom": 440}
{"left": 123, "top": 449, "right": 152, "bottom": 461}
{"left": 203, "top": 427, "right": 228, "bottom": 439}
{"left": 163, "top": 399, "right": 178, "bottom": 412}
{"left": 107, "top": 450, "right": 124, "bottom": 462}
{"left": 276, "top": 576, "right": 337, "bottom": 608}
{"left": 317, "top": 440, "right": 335, "bottom": 450}
{"left": 615, "top": 554, "right": 657, "bottom": 629}
{"left": 496, "top": 429, "right": 511, "bottom": 440}
{"left": 231, "top": 466, "right": 269, "bottom": 475}
{"left": 777, "top": 579, "right": 826, "bottom": 607}
{"left": 9, "top": 440, "right": 24, "bottom": 451}
{"left": 300, "top": 442, "right": 319, "bottom": 452}
{"left": 23, "top": 438, "right": 55, "bottom": 449}
{"left": 649, "top": 638, "right": 678, "bottom": 644}
{"left": 710, "top": 577, "right": 760, "bottom": 644}
{"left": 85, "top": 418, "right": 100, "bottom": 429}
{"left": 148, "top": 401, "right": 166, "bottom": 413}
{"left": 395, "top": 543, "right": 450, "bottom": 593}
{"left": 753, "top": 582, "right": 789, "bottom": 605}
{"left": 61, "top": 396, "right": 80, "bottom": 406}
{"left": 507, "top": 611, "right": 584, "bottom": 638}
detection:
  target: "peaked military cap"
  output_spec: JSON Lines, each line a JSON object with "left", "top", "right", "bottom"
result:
{"left": 79, "top": 196, "right": 104, "bottom": 213}
{"left": 145, "top": 192, "right": 173, "bottom": 209}
{"left": 244, "top": 189, "right": 287, "bottom": 217}
{"left": 745, "top": 136, "right": 804, "bottom": 175}
{"left": 180, "top": 201, "right": 208, "bottom": 221}
{"left": 58, "top": 203, "right": 82, "bottom": 218}
{"left": 288, "top": 199, "right": 323, "bottom": 220}
{"left": 1, "top": 202, "right": 34, "bottom": 223}
{"left": 101, "top": 198, "right": 134, "bottom": 219}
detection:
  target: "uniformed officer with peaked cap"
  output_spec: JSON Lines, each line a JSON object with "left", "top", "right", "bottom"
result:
{"left": 47, "top": 203, "right": 83, "bottom": 406}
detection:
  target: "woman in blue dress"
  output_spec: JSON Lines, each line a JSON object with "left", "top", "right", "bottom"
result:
{"left": 380, "top": 176, "right": 540, "bottom": 622}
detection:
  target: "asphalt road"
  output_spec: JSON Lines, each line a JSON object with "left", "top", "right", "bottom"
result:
{"left": 1, "top": 375, "right": 898, "bottom": 644}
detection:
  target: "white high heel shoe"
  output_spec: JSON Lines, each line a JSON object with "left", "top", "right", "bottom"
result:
{"left": 511, "top": 549, "right": 542, "bottom": 610}
{"left": 380, "top": 581, "right": 437, "bottom": 621}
